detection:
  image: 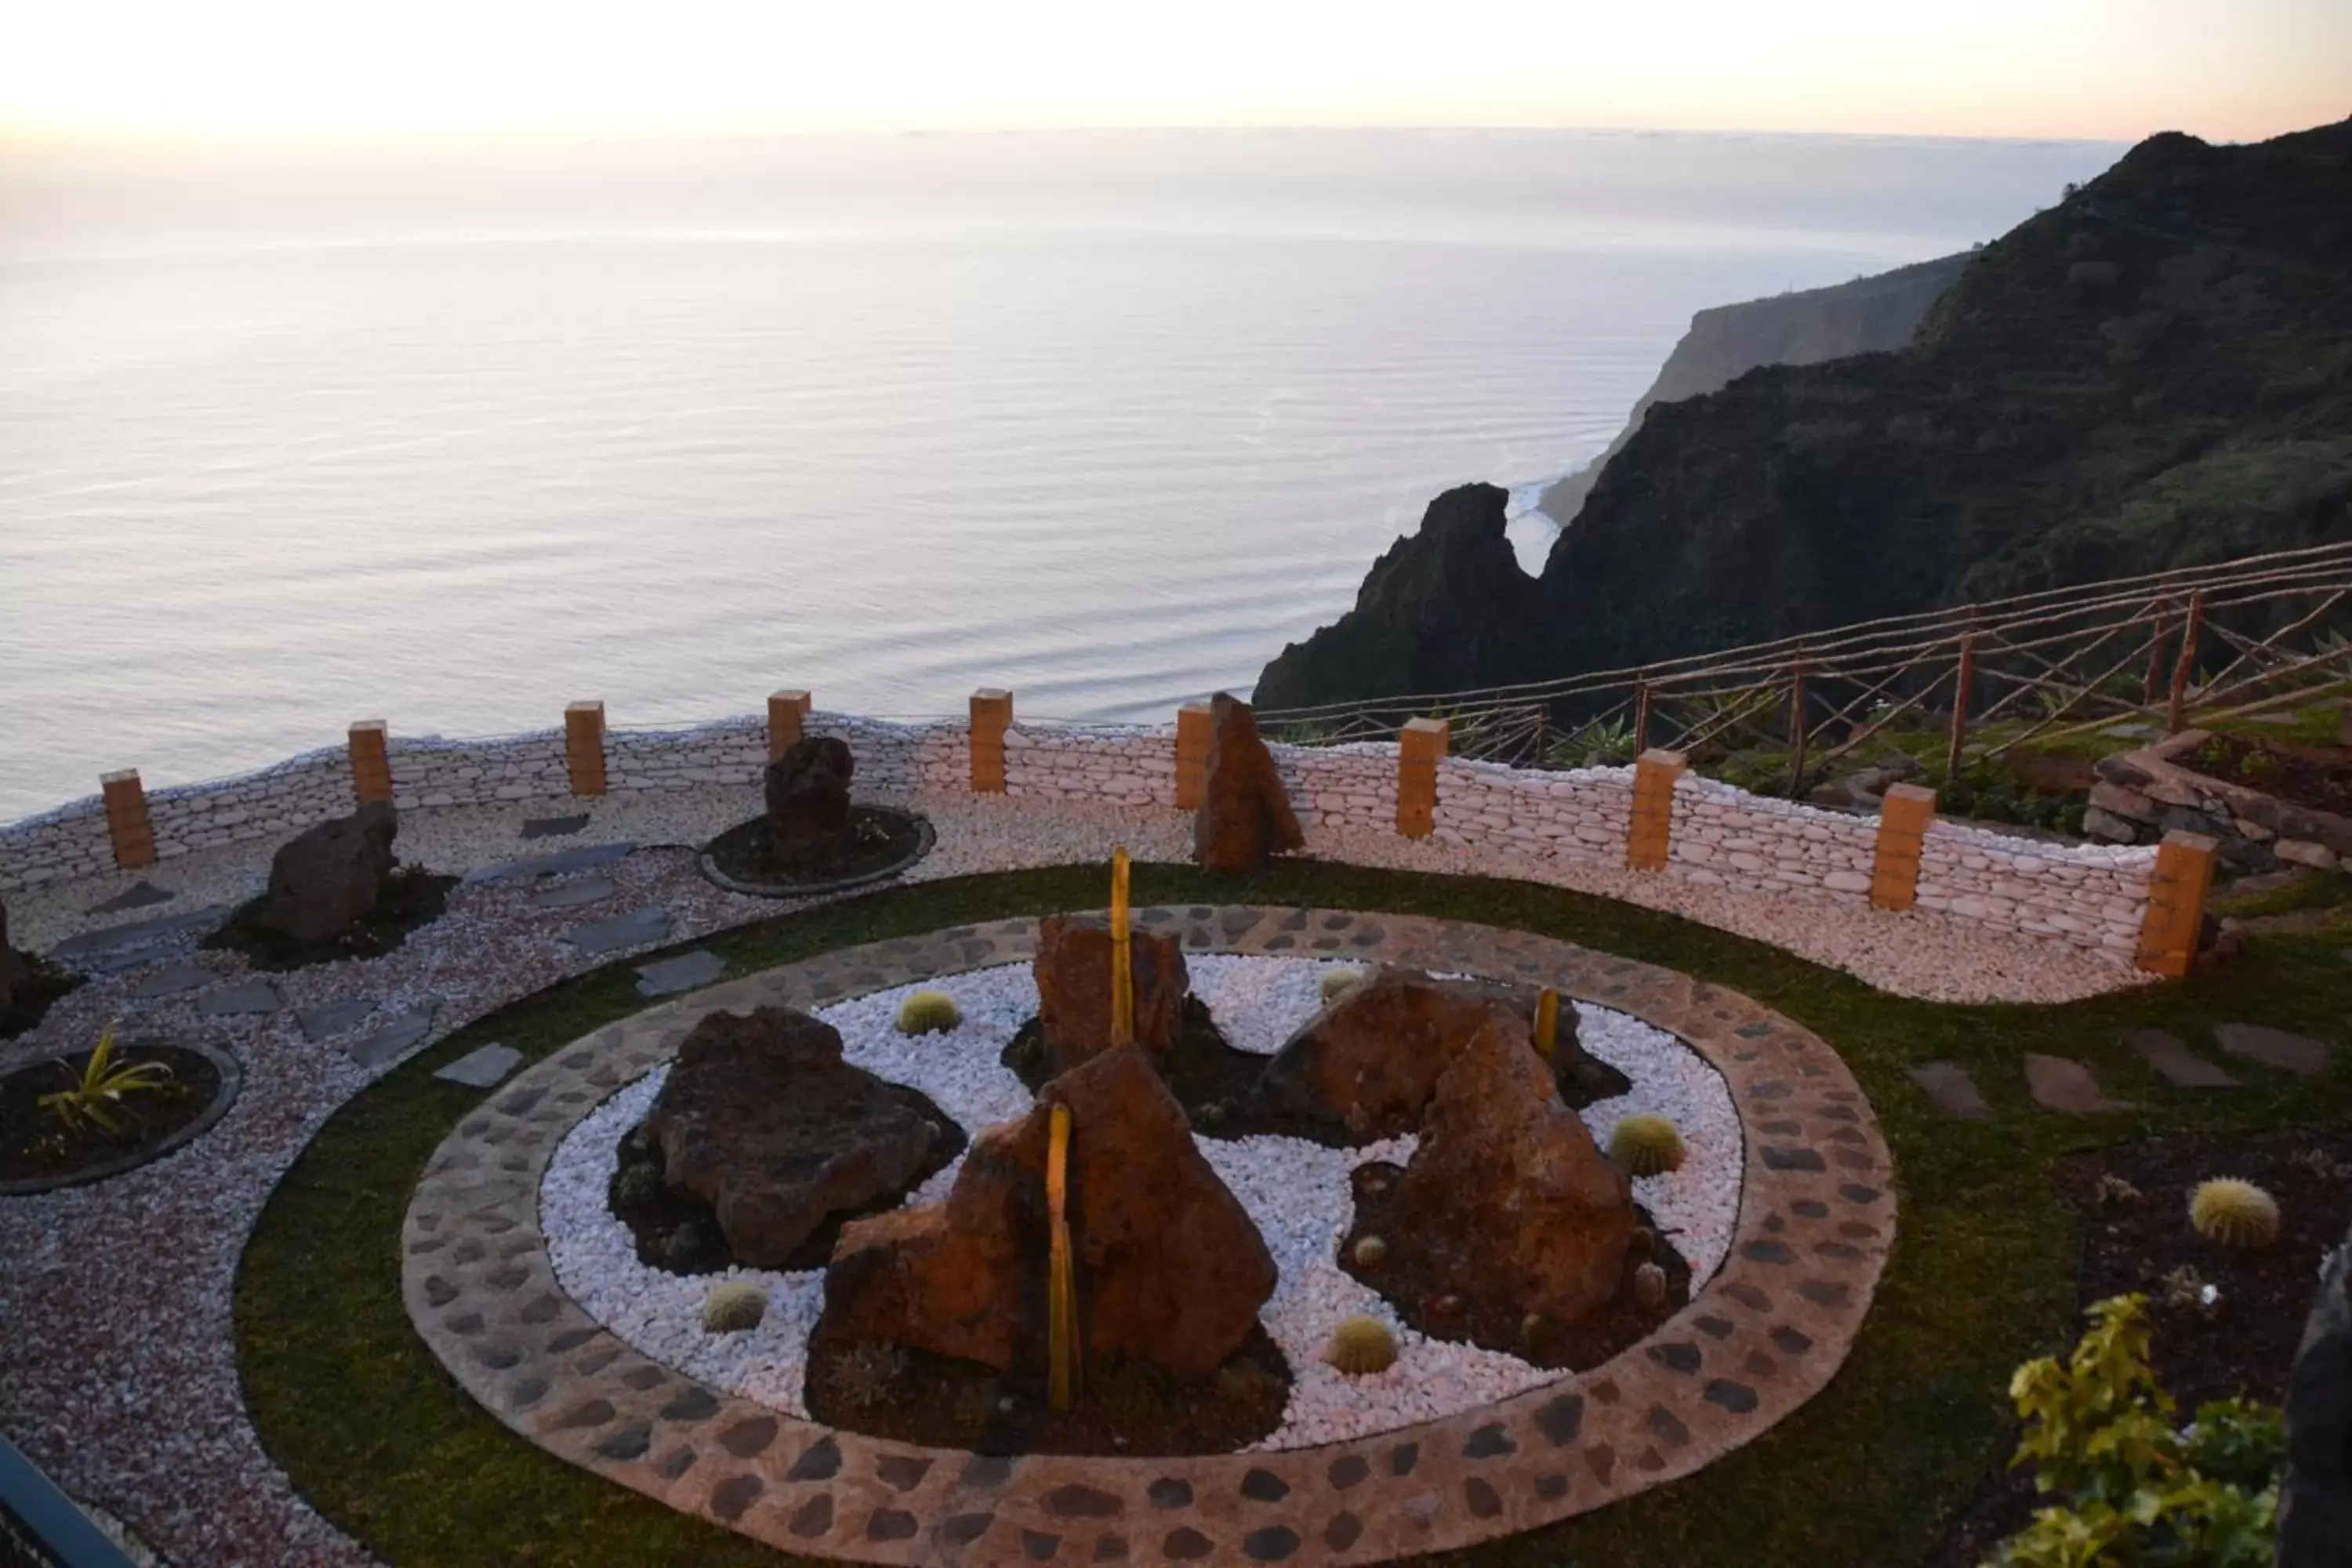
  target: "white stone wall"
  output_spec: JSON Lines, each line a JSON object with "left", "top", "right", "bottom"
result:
{"left": 1279, "top": 743, "right": 1401, "bottom": 835}
{"left": 1915, "top": 819, "right": 2154, "bottom": 956}
{"left": 1664, "top": 776, "right": 1884, "bottom": 902}
{"left": 1003, "top": 724, "right": 1176, "bottom": 808}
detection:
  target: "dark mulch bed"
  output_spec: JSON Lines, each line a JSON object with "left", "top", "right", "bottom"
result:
{"left": 1339, "top": 1160, "right": 1691, "bottom": 1370}
{"left": 606, "top": 1086, "right": 969, "bottom": 1274}
{"left": 804, "top": 1319, "right": 1293, "bottom": 1457}
{"left": 0, "top": 1043, "right": 220, "bottom": 1185}
{"left": 2187, "top": 733, "right": 2352, "bottom": 817}
{"left": 1, "top": 955, "right": 85, "bottom": 1040}
{"left": 201, "top": 867, "right": 458, "bottom": 972}
{"left": 703, "top": 807, "right": 927, "bottom": 891}
{"left": 1918, "top": 1121, "right": 2352, "bottom": 1568}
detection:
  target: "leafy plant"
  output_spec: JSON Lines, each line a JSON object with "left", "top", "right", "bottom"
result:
{"left": 1564, "top": 715, "right": 1640, "bottom": 768}
{"left": 38, "top": 1025, "right": 172, "bottom": 1138}
{"left": 1989, "top": 1294, "right": 2282, "bottom": 1567}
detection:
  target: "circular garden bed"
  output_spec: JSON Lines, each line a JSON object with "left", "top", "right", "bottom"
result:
{"left": 0, "top": 1037, "right": 241, "bottom": 1195}
{"left": 699, "top": 806, "right": 935, "bottom": 899}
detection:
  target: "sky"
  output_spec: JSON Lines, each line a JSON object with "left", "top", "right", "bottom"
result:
{"left": 0, "top": 0, "right": 2343, "bottom": 145}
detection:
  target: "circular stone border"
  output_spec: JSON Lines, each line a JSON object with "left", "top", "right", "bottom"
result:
{"left": 404, "top": 906, "right": 1895, "bottom": 1566}
{"left": 0, "top": 1037, "right": 244, "bottom": 1197}
{"left": 695, "top": 809, "right": 938, "bottom": 901}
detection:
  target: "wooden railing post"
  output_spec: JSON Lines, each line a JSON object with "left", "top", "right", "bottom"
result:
{"left": 1786, "top": 659, "right": 1810, "bottom": 798}
{"left": 2166, "top": 589, "right": 2206, "bottom": 733}
{"left": 347, "top": 720, "right": 394, "bottom": 806}
{"left": 100, "top": 769, "right": 158, "bottom": 870}
{"left": 2135, "top": 830, "right": 2217, "bottom": 978}
{"left": 1625, "top": 748, "right": 1686, "bottom": 871}
{"left": 1396, "top": 717, "right": 1448, "bottom": 837}
{"left": 1632, "top": 678, "right": 1653, "bottom": 756}
{"left": 970, "top": 689, "right": 1013, "bottom": 793}
{"left": 1870, "top": 782, "right": 1937, "bottom": 911}
{"left": 1174, "top": 702, "right": 1214, "bottom": 811}
{"left": 564, "top": 702, "right": 607, "bottom": 797}
{"left": 767, "top": 689, "right": 812, "bottom": 760}
{"left": 1946, "top": 630, "right": 1977, "bottom": 784}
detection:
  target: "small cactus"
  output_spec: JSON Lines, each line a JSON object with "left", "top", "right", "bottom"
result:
{"left": 702, "top": 1280, "right": 768, "bottom": 1333}
{"left": 1628, "top": 1225, "right": 1657, "bottom": 1261}
{"left": 1320, "top": 967, "right": 1367, "bottom": 1005}
{"left": 1351, "top": 1235, "right": 1388, "bottom": 1269}
{"left": 1609, "top": 1114, "right": 1686, "bottom": 1177}
{"left": 1633, "top": 1261, "right": 1668, "bottom": 1308}
{"left": 895, "top": 990, "right": 963, "bottom": 1036}
{"left": 2188, "top": 1178, "right": 2279, "bottom": 1249}
{"left": 1520, "top": 1312, "right": 1549, "bottom": 1348}
{"left": 1324, "top": 1315, "right": 1398, "bottom": 1376}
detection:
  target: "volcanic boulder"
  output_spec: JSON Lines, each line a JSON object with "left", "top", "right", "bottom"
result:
{"left": 765, "top": 735, "right": 855, "bottom": 869}
{"left": 1032, "top": 913, "right": 1190, "bottom": 1072}
{"left": 1393, "top": 1015, "right": 1638, "bottom": 1323}
{"left": 0, "top": 897, "right": 20, "bottom": 1008}
{"left": 259, "top": 802, "right": 400, "bottom": 944}
{"left": 2279, "top": 1211, "right": 2352, "bottom": 1563}
{"left": 1253, "top": 967, "right": 1627, "bottom": 1141}
{"left": 1193, "top": 693, "right": 1304, "bottom": 873}
{"left": 644, "top": 1007, "right": 945, "bottom": 1269}
{"left": 821, "top": 1043, "right": 1275, "bottom": 1381}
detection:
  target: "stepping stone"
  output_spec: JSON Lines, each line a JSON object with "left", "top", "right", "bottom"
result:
{"left": 434, "top": 1043, "right": 523, "bottom": 1087}
{"left": 2024, "top": 1053, "right": 2131, "bottom": 1114}
{"left": 636, "top": 950, "right": 725, "bottom": 998}
{"left": 463, "top": 841, "right": 636, "bottom": 887}
{"left": 531, "top": 877, "right": 619, "bottom": 912}
{"left": 348, "top": 1007, "right": 436, "bottom": 1069}
{"left": 1910, "top": 1062, "right": 1991, "bottom": 1120}
{"left": 2211, "top": 1022, "right": 2334, "bottom": 1077}
{"left": 297, "top": 998, "right": 379, "bottom": 1042}
{"left": 562, "top": 905, "right": 671, "bottom": 957}
{"left": 2125, "top": 1028, "right": 2239, "bottom": 1089}
{"left": 198, "top": 978, "right": 284, "bottom": 1017}
{"left": 49, "top": 906, "right": 234, "bottom": 967}
{"left": 129, "top": 963, "right": 216, "bottom": 1000}
{"left": 521, "top": 814, "right": 591, "bottom": 840}
{"left": 89, "top": 880, "right": 175, "bottom": 916}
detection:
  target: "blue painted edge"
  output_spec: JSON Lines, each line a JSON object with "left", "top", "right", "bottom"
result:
{"left": 0, "top": 1431, "right": 138, "bottom": 1566}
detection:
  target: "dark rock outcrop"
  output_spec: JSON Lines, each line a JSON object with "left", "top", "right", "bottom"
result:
{"left": 765, "top": 735, "right": 855, "bottom": 868}
{"left": 645, "top": 1007, "right": 944, "bottom": 1269}
{"left": 820, "top": 1044, "right": 1276, "bottom": 1381}
{"left": 259, "top": 803, "right": 399, "bottom": 944}
{"left": 1032, "top": 914, "right": 1191, "bottom": 1073}
{"left": 2278, "top": 1214, "right": 2352, "bottom": 1564}
{"left": 1193, "top": 693, "right": 1304, "bottom": 872}
{"left": 0, "top": 897, "right": 20, "bottom": 1007}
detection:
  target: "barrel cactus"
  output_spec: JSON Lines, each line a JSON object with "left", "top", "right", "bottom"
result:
{"left": 1324, "top": 1315, "right": 1398, "bottom": 1376}
{"left": 702, "top": 1280, "right": 768, "bottom": 1333}
{"left": 1320, "top": 967, "right": 1367, "bottom": 1005}
{"left": 894, "top": 990, "right": 963, "bottom": 1036}
{"left": 2188, "top": 1178, "right": 2279, "bottom": 1249}
{"left": 1633, "top": 1261, "right": 1668, "bottom": 1308}
{"left": 1609, "top": 1113, "right": 1687, "bottom": 1177}
{"left": 1351, "top": 1234, "right": 1388, "bottom": 1269}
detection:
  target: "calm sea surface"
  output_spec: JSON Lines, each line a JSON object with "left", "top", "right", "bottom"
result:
{"left": 0, "top": 129, "right": 2120, "bottom": 819}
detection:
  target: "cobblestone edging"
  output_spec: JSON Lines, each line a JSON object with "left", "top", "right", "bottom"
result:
{"left": 402, "top": 906, "right": 1895, "bottom": 1566}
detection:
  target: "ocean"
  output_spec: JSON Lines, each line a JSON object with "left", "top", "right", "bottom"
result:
{"left": 0, "top": 128, "right": 2121, "bottom": 820}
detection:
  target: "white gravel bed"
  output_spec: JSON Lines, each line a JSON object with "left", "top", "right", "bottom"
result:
{"left": 543, "top": 958, "right": 1741, "bottom": 1452}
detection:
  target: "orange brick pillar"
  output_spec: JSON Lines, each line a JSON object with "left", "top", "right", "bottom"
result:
{"left": 100, "top": 769, "right": 158, "bottom": 870}
{"left": 1396, "top": 717, "right": 1448, "bottom": 837}
{"left": 1174, "top": 702, "right": 1214, "bottom": 811}
{"left": 970, "top": 689, "right": 1013, "bottom": 793}
{"left": 768, "top": 689, "right": 812, "bottom": 761}
{"left": 348, "top": 720, "right": 394, "bottom": 806}
{"left": 565, "top": 702, "right": 608, "bottom": 797}
{"left": 2135, "top": 829, "right": 2217, "bottom": 978}
{"left": 1870, "top": 782, "right": 1936, "bottom": 911}
{"left": 1624, "top": 748, "right": 1687, "bottom": 871}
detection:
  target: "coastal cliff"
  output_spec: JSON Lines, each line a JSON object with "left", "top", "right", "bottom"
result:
{"left": 1257, "top": 118, "right": 2352, "bottom": 711}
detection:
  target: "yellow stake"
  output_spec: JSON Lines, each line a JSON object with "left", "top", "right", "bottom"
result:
{"left": 1534, "top": 989, "right": 1559, "bottom": 1062}
{"left": 1047, "top": 1102, "right": 1080, "bottom": 1411}
{"left": 1109, "top": 847, "right": 1134, "bottom": 1047}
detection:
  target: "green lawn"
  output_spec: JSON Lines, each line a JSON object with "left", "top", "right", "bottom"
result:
{"left": 234, "top": 860, "right": 2352, "bottom": 1568}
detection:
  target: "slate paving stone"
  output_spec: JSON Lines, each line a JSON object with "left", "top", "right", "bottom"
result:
{"left": 466, "top": 842, "right": 637, "bottom": 887}
{"left": 531, "top": 877, "right": 620, "bottom": 912}
{"left": 88, "top": 880, "right": 176, "bottom": 916}
{"left": 198, "top": 978, "right": 285, "bottom": 1017}
{"left": 129, "top": 963, "right": 216, "bottom": 1000}
{"left": 348, "top": 1007, "right": 437, "bottom": 1069}
{"left": 297, "top": 998, "right": 379, "bottom": 1042}
{"left": 435, "top": 1044, "right": 524, "bottom": 1088}
{"left": 1909, "top": 1061, "right": 1991, "bottom": 1120}
{"left": 635, "top": 950, "right": 725, "bottom": 998}
{"left": 49, "top": 906, "right": 234, "bottom": 967}
{"left": 2212, "top": 1022, "right": 2333, "bottom": 1076}
{"left": 521, "top": 814, "right": 591, "bottom": 840}
{"left": 2125, "top": 1028, "right": 2240, "bottom": 1089}
{"left": 2024, "top": 1053, "right": 2130, "bottom": 1114}
{"left": 563, "top": 905, "right": 671, "bottom": 956}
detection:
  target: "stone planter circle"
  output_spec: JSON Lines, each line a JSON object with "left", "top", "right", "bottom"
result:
{"left": 0, "top": 1037, "right": 243, "bottom": 1197}
{"left": 696, "top": 808, "right": 937, "bottom": 901}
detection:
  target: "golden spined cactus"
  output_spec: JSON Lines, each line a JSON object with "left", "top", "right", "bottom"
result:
{"left": 702, "top": 1280, "right": 768, "bottom": 1333}
{"left": 2187, "top": 1178, "right": 2279, "bottom": 1249}
{"left": 1323, "top": 1315, "right": 1398, "bottom": 1376}
{"left": 894, "top": 990, "right": 963, "bottom": 1035}
{"left": 1350, "top": 1234, "right": 1388, "bottom": 1268}
{"left": 1320, "top": 967, "right": 1367, "bottom": 1005}
{"left": 1633, "top": 1261, "right": 1668, "bottom": 1308}
{"left": 1609, "top": 1113, "right": 1687, "bottom": 1177}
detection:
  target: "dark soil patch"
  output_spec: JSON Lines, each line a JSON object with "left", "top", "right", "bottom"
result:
{"left": 607, "top": 1085, "right": 969, "bottom": 1274}
{"left": 1, "top": 955, "right": 84, "bottom": 1040}
{"left": 2187, "top": 732, "right": 2352, "bottom": 817}
{"left": 1917, "top": 1121, "right": 2351, "bottom": 1568}
{"left": 1338, "top": 1160, "right": 1691, "bottom": 1370}
{"left": 804, "top": 1318, "right": 1292, "bottom": 1457}
{"left": 201, "top": 867, "right": 457, "bottom": 972}
{"left": 0, "top": 1043, "right": 220, "bottom": 1185}
{"left": 703, "top": 806, "right": 927, "bottom": 891}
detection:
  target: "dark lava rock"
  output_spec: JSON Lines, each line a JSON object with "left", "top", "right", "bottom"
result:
{"left": 2279, "top": 1216, "right": 2352, "bottom": 1564}
{"left": 645, "top": 1007, "right": 945, "bottom": 1269}
{"left": 0, "top": 897, "right": 20, "bottom": 1008}
{"left": 765, "top": 735, "right": 855, "bottom": 869}
{"left": 1032, "top": 914, "right": 1190, "bottom": 1072}
{"left": 1192, "top": 693, "right": 1304, "bottom": 873}
{"left": 1253, "top": 967, "right": 1626, "bottom": 1142}
{"left": 821, "top": 1044, "right": 1275, "bottom": 1381}
{"left": 259, "top": 802, "right": 399, "bottom": 944}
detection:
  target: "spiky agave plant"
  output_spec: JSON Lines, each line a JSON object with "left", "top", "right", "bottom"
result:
{"left": 38, "top": 1025, "right": 173, "bottom": 1138}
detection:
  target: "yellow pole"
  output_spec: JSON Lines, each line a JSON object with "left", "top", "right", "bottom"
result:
{"left": 1109, "top": 848, "right": 1134, "bottom": 1047}
{"left": 1047, "top": 1102, "right": 1080, "bottom": 1410}
{"left": 1534, "top": 989, "right": 1559, "bottom": 1062}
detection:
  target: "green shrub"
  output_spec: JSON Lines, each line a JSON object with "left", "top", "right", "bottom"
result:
{"left": 894, "top": 990, "right": 962, "bottom": 1035}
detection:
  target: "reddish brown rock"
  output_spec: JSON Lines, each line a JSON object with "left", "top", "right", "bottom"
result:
{"left": 821, "top": 1044, "right": 1275, "bottom": 1381}
{"left": 1193, "top": 693, "right": 1304, "bottom": 873}
{"left": 1032, "top": 914, "right": 1190, "bottom": 1072}
{"left": 646, "top": 1007, "right": 946, "bottom": 1269}
{"left": 764, "top": 735, "right": 855, "bottom": 868}
{"left": 1394, "top": 1016, "right": 1637, "bottom": 1323}
{"left": 259, "top": 802, "right": 399, "bottom": 943}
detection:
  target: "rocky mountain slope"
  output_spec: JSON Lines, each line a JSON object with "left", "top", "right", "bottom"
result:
{"left": 1257, "top": 119, "right": 2352, "bottom": 711}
